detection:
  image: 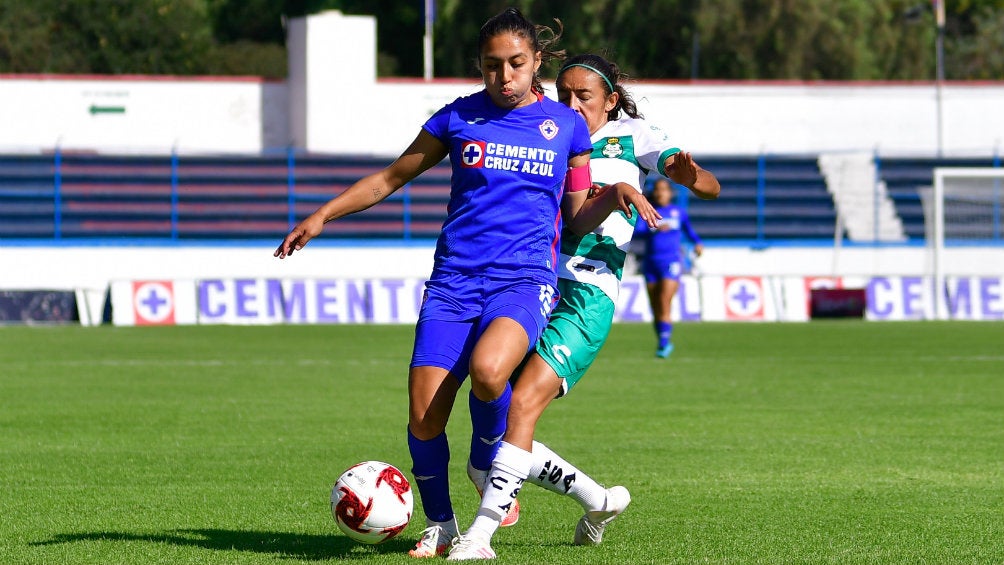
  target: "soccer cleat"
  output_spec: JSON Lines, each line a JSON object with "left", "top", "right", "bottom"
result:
{"left": 408, "top": 524, "right": 457, "bottom": 558}
{"left": 446, "top": 531, "right": 497, "bottom": 561}
{"left": 573, "top": 486, "right": 631, "bottom": 546}
{"left": 656, "top": 343, "right": 674, "bottom": 359}
{"left": 467, "top": 462, "right": 520, "bottom": 527}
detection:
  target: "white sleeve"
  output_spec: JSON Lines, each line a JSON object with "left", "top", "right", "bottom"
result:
{"left": 634, "top": 120, "right": 680, "bottom": 177}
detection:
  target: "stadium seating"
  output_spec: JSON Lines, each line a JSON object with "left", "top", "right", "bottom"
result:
{"left": 877, "top": 156, "right": 1000, "bottom": 239}
{"left": 4, "top": 152, "right": 993, "bottom": 243}
{"left": 682, "top": 155, "right": 837, "bottom": 241}
{"left": 0, "top": 153, "right": 453, "bottom": 240}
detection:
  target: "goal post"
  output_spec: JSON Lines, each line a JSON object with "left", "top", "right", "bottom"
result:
{"left": 925, "top": 167, "right": 1004, "bottom": 320}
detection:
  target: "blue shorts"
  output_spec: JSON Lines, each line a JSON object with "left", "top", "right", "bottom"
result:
{"left": 411, "top": 272, "right": 557, "bottom": 381}
{"left": 643, "top": 257, "right": 683, "bottom": 283}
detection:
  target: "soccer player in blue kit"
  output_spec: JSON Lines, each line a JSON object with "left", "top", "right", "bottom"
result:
{"left": 447, "top": 53, "right": 719, "bottom": 561}
{"left": 637, "top": 177, "right": 705, "bottom": 358}
{"left": 275, "top": 9, "right": 659, "bottom": 558}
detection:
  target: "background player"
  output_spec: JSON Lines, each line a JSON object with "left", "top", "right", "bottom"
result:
{"left": 636, "top": 177, "right": 705, "bottom": 358}
{"left": 447, "top": 53, "right": 719, "bottom": 561}
{"left": 276, "top": 11, "right": 657, "bottom": 558}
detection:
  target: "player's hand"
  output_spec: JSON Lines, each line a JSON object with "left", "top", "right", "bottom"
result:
{"left": 694, "top": 243, "right": 704, "bottom": 257}
{"left": 612, "top": 182, "right": 661, "bottom": 229}
{"left": 274, "top": 215, "right": 325, "bottom": 259}
{"left": 666, "top": 151, "right": 698, "bottom": 189}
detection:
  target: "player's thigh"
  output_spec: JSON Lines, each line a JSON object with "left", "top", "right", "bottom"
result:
{"left": 410, "top": 314, "right": 477, "bottom": 438}
{"left": 533, "top": 280, "right": 614, "bottom": 397}
{"left": 468, "top": 317, "right": 530, "bottom": 399}
{"left": 658, "top": 262, "right": 682, "bottom": 302}
{"left": 663, "top": 277, "right": 680, "bottom": 301}
{"left": 468, "top": 279, "right": 553, "bottom": 396}
{"left": 407, "top": 311, "right": 477, "bottom": 383}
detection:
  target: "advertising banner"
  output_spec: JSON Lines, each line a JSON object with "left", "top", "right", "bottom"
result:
{"left": 0, "top": 290, "right": 78, "bottom": 323}
{"left": 108, "top": 275, "right": 1004, "bottom": 326}
{"left": 111, "top": 280, "right": 198, "bottom": 326}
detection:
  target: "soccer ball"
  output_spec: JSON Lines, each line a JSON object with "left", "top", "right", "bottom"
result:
{"left": 330, "top": 461, "right": 413, "bottom": 544}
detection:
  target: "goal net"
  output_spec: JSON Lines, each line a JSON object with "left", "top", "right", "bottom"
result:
{"left": 921, "top": 167, "right": 1004, "bottom": 319}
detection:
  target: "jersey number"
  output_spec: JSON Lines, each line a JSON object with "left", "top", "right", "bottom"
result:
{"left": 538, "top": 284, "right": 555, "bottom": 317}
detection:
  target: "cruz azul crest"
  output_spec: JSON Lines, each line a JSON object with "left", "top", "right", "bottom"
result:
{"left": 539, "top": 119, "right": 559, "bottom": 140}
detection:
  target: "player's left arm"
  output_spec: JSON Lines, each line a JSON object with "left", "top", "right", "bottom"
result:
{"left": 681, "top": 212, "right": 704, "bottom": 257}
{"left": 275, "top": 131, "right": 447, "bottom": 258}
{"left": 572, "top": 182, "right": 662, "bottom": 236}
{"left": 665, "top": 151, "right": 720, "bottom": 200}
{"left": 562, "top": 154, "right": 661, "bottom": 236}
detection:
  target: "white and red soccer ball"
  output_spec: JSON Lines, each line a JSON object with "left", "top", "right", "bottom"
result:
{"left": 330, "top": 461, "right": 413, "bottom": 544}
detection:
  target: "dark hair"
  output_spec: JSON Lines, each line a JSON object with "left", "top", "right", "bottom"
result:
{"left": 647, "top": 177, "right": 674, "bottom": 203}
{"left": 478, "top": 8, "right": 564, "bottom": 95}
{"left": 558, "top": 54, "right": 642, "bottom": 121}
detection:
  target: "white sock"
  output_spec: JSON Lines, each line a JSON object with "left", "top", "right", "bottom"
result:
{"left": 527, "top": 440, "right": 607, "bottom": 512}
{"left": 467, "top": 459, "right": 488, "bottom": 491}
{"left": 468, "top": 441, "right": 532, "bottom": 539}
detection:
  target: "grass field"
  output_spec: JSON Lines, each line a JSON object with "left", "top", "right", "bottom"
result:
{"left": 1, "top": 321, "right": 1002, "bottom": 564}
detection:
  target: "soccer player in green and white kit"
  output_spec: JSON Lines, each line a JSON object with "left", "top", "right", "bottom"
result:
{"left": 448, "top": 54, "right": 721, "bottom": 561}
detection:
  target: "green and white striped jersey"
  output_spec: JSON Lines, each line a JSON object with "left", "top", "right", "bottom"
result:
{"left": 557, "top": 118, "right": 680, "bottom": 300}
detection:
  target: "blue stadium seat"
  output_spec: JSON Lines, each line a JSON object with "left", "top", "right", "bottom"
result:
{"left": 877, "top": 157, "right": 998, "bottom": 240}
{"left": 682, "top": 155, "right": 836, "bottom": 240}
{"left": 3, "top": 152, "right": 993, "bottom": 243}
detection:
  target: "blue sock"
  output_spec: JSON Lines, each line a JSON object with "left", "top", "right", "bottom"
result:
{"left": 468, "top": 382, "right": 511, "bottom": 471}
{"left": 407, "top": 428, "right": 453, "bottom": 523}
{"left": 657, "top": 321, "right": 673, "bottom": 348}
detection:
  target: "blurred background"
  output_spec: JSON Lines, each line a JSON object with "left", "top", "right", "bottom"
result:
{"left": 1, "top": 0, "right": 1002, "bottom": 325}
{"left": 2, "top": 0, "right": 1002, "bottom": 80}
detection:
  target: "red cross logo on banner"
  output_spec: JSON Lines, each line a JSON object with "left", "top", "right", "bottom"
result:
{"left": 133, "top": 281, "right": 176, "bottom": 326}
{"left": 724, "top": 276, "right": 764, "bottom": 320}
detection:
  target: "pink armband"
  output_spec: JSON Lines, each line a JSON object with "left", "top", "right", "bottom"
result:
{"left": 564, "top": 165, "right": 592, "bottom": 193}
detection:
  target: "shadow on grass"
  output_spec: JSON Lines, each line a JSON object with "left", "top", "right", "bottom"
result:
{"left": 30, "top": 528, "right": 414, "bottom": 560}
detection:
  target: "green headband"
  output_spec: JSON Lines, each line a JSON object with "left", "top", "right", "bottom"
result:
{"left": 559, "top": 63, "right": 615, "bottom": 94}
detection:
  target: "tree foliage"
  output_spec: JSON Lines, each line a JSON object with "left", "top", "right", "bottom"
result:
{"left": 0, "top": 0, "right": 1001, "bottom": 80}
{"left": 692, "top": 0, "right": 936, "bottom": 80}
{"left": 0, "top": 0, "right": 213, "bottom": 74}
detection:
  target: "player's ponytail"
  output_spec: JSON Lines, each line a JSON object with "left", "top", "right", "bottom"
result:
{"left": 478, "top": 8, "right": 565, "bottom": 96}
{"left": 558, "top": 54, "right": 642, "bottom": 121}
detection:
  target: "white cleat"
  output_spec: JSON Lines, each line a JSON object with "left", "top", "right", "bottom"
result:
{"left": 446, "top": 531, "right": 496, "bottom": 561}
{"left": 408, "top": 523, "right": 458, "bottom": 558}
{"left": 573, "top": 486, "right": 631, "bottom": 546}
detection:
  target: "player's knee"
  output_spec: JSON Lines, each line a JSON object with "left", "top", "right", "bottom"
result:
{"left": 408, "top": 408, "right": 448, "bottom": 440}
{"left": 468, "top": 356, "right": 512, "bottom": 398}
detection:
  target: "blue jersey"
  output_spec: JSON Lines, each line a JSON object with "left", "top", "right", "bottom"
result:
{"left": 635, "top": 204, "right": 701, "bottom": 262}
{"left": 423, "top": 90, "right": 592, "bottom": 283}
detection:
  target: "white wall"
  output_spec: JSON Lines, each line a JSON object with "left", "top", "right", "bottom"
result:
{"left": 1, "top": 9, "right": 1002, "bottom": 157}
{"left": 294, "top": 73, "right": 1004, "bottom": 156}
{"left": 4, "top": 76, "right": 1000, "bottom": 157}
{"left": 287, "top": 10, "right": 378, "bottom": 152}
{"left": 626, "top": 82, "right": 1004, "bottom": 156}
{"left": 0, "top": 76, "right": 274, "bottom": 154}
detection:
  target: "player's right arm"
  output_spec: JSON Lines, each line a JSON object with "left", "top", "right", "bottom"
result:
{"left": 275, "top": 131, "right": 448, "bottom": 258}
